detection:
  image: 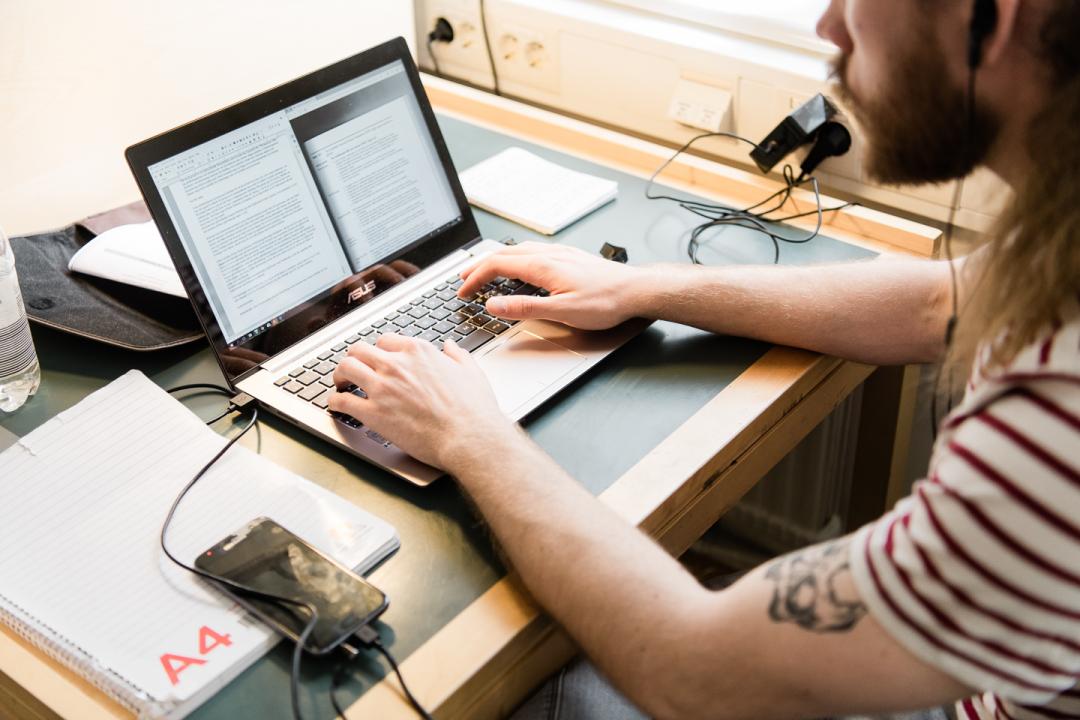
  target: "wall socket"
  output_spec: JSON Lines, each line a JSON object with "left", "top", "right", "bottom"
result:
{"left": 419, "top": 1, "right": 559, "bottom": 95}
{"left": 488, "top": 22, "right": 559, "bottom": 93}
{"left": 668, "top": 77, "right": 734, "bottom": 133}
{"left": 420, "top": 0, "right": 492, "bottom": 85}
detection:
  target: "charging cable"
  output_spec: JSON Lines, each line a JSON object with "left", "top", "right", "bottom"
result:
{"left": 426, "top": 17, "right": 454, "bottom": 78}
{"left": 161, "top": 386, "right": 322, "bottom": 720}
{"left": 162, "top": 384, "right": 430, "bottom": 719}
{"left": 330, "top": 625, "right": 433, "bottom": 720}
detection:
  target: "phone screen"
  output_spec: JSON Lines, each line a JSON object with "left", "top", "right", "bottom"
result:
{"left": 194, "top": 517, "right": 387, "bottom": 654}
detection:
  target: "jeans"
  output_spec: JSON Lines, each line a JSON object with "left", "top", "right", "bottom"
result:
{"left": 508, "top": 659, "right": 956, "bottom": 720}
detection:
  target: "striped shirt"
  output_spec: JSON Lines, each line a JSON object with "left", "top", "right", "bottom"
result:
{"left": 850, "top": 304, "right": 1080, "bottom": 720}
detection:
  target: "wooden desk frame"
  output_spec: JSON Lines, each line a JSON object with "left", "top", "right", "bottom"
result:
{"left": 0, "top": 76, "right": 937, "bottom": 720}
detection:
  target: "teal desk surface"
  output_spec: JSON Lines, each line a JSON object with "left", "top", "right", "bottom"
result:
{"left": 1, "top": 113, "right": 873, "bottom": 719}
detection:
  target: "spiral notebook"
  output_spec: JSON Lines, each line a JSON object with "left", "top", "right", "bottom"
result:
{"left": 0, "top": 371, "right": 399, "bottom": 719}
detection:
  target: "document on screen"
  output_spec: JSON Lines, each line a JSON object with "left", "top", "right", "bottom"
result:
{"left": 302, "top": 97, "right": 450, "bottom": 270}
{"left": 157, "top": 125, "right": 353, "bottom": 341}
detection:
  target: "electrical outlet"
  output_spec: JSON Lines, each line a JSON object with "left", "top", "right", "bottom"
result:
{"left": 498, "top": 32, "right": 519, "bottom": 61}
{"left": 523, "top": 40, "right": 547, "bottom": 69}
{"left": 667, "top": 77, "right": 733, "bottom": 133}
{"left": 456, "top": 20, "right": 479, "bottom": 49}
{"left": 490, "top": 23, "right": 559, "bottom": 93}
{"left": 423, "top": 1, "right": 490, "bottom": 80}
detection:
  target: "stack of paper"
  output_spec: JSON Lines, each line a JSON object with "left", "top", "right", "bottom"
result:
{"left": 460, "top": 147, "right": 619, "bottom": 235}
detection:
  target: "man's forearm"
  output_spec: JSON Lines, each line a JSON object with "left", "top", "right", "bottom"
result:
{"left": 629, "top": 257, "right": 954, "bottom": 366}
{"left": 444, "top": 429, "right": 969, "bottom": 719}
{"left": 444, "top": 427, "right": 716, "bottom": 719}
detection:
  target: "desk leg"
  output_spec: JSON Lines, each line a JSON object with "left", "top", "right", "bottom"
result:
{"left": 847, "top": 365, "right": 919, "bottom": 529}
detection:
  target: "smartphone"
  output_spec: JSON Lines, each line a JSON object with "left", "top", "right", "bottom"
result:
{"left": 194, "top": 517, "right": 388, "bottom": 654}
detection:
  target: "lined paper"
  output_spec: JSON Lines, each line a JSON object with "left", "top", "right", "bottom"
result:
{"left": 0, "top": 371, "right": 398, "bottom": 717}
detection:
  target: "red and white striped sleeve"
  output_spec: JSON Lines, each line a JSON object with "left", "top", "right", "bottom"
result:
{"left": 849, "top": 376, "right": 1080, "bottom": 707}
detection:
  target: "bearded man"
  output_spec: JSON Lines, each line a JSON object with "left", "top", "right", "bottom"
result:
{"left": 332, "top": 1, "right": 1080, "bottom": 717}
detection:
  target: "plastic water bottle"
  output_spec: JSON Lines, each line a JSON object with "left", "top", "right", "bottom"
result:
{"left": 0, "top": 225, "right": 40, "bottom": 412}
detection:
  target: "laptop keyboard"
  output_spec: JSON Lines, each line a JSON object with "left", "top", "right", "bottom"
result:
{"left": 273, "top": 274, "right": 546, "bottom": 428}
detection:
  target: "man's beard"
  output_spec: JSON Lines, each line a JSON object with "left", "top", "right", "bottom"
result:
{"left": 830, "top": 41, "right": 1000, "bottom": 186}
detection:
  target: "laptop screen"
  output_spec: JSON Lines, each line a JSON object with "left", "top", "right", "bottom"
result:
{"left": 147, "top": 59, "right": 462, "bottom": 349}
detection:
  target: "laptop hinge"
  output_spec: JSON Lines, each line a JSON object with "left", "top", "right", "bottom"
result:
{"left": 253, "top": 246, "right": 483, "bottom": 378}
{"left": 463, "top": 235, "right": 486, "bottom": 253}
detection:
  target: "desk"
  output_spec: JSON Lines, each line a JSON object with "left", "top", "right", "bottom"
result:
{"left": 0, "top": 77, "right": 937, "bottom": 720}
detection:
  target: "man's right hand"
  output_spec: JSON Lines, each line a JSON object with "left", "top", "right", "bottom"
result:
{"left": 457, "top": 241, "right": 649, "bottom": 330}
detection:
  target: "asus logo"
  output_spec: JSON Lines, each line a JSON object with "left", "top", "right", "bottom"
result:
{"left": 347, "top": 281, "right": 377, "bottom": 305}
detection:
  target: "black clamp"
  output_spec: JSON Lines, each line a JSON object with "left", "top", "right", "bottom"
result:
{"left": 600, "top": 242, "right": 628, "bottom": 264}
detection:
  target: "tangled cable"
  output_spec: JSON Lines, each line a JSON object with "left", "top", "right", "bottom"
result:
{"left": 645, "top": 131, "right": 855, "bottom": 264}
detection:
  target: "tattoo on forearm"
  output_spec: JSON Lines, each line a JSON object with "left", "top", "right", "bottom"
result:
{"left": 764, "top": 540, "right": 867, "bottom": 633}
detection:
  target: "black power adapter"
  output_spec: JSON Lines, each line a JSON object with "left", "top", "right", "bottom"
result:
{"left": 750, "top": 93, "right": 839, "bottom": 174}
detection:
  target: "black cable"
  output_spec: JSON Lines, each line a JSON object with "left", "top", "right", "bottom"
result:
{"left": 426, "top": 37, "right": 441, "bottom": 77}
{"left": 680, "top": 165, "right": 805, "bottom": 225}
{"left": 330, "top": 659, "right": 352, "bottom": 720}
{"left": 202, "top": 407, "right": 234, "bottom": 426}
{"left": 478, "top": 0, "right": 501, "bottom": 96}
{"left": 930, "top": 178, "right": 965, "bottom": 444}
{"left": 943, "top": 180, "right": 964, "bottom": 348}
{"left": 686, "top": 176, "right": 827, "bottom": 265}
{"left": 930, "top": 64, "right": 978, "bottom": 442}
{"left": 645, "top": 132, "right": 848, "bottom": 265}
{"left": 159, "top": 393, "right": 321, "bottom": 720}
{"left": 644, "top": 130, "right": 760, "bottom": 204}
{"left": 166, "top": 382, "right": 233, "bottom": 396}
{"left": 329, "top": 648, "right": 366, "bottom": 720}
{"left": 166, "top": 383, "right": 235, "bottom": 426}
{"left": 330, "top": 629, "right": 432, "bottom": 720}
{"left": 163, "top": 391, "right": 423, "bottom": 720}
{"left": 373, "top": 639, "right": 433, "bottom": 720}
{"left": 769, "top": 202, "right": 856, "bottom": 223}
{"left": 426, "top": 17, "right": 454, "bottom": 79}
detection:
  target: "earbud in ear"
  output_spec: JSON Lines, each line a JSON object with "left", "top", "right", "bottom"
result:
{"left": 969, "top": 0, "right": 998, "bottom": 69}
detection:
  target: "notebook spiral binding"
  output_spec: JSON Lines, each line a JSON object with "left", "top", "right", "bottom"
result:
{"left": 0, "top": 590, "right": 167, "bottom": 718}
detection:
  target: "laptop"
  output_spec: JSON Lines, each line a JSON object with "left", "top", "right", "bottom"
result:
{"left": 126, "top": 37, "right": 645, "bottom": 485}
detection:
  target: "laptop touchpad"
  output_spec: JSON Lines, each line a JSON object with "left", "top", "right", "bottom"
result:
{"left": 477, "top": 331, "right": 587, "bottom": 414}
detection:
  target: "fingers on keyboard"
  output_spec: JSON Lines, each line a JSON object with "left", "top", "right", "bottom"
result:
{"left": 281, "top": 278, "right": 537, "bottom": 412}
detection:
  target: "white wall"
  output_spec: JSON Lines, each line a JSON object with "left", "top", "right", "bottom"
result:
{"left": 415, "top": 0, "right": 1009, "bottom": 234}
{"left": 0, "top": 1, "right": 415, "bottom": 235}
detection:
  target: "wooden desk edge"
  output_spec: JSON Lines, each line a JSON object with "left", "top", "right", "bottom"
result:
{"left": 0, "top": 77, "right": 936, "bottom": 720}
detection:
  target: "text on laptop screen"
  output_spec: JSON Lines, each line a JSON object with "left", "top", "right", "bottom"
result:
{"left": 148, "top": 60, "right": 461, "bottom": 346}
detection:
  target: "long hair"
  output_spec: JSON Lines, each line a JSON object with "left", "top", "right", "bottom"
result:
{"left": 948, "top": 1, "right": 1080, "bottom": 375}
